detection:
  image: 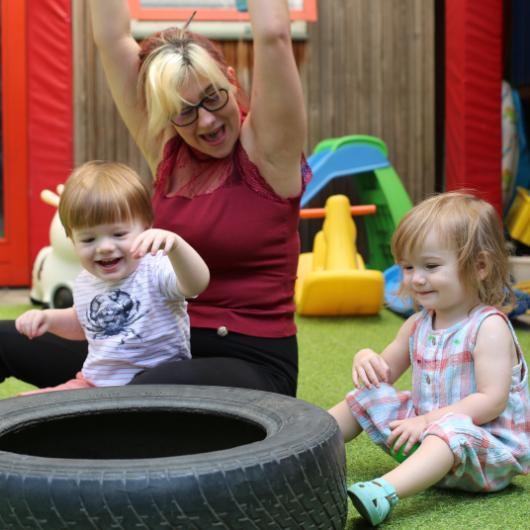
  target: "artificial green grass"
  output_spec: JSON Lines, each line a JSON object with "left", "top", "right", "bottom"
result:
{"left": 0, "top": 305, "right": 528, "bottom": 528}
{"left": 0, "top": 304, "right": 36, "bottom": 395}
{"left": 296, "top": 310, "right": 530, "bottom": 529}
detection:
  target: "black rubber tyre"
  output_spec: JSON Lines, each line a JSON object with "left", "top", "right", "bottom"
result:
{"left": 0, "top": 385, "right": 347, "bottom": 530}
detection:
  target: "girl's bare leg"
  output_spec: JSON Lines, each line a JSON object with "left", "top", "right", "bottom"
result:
{"left": 328, "top": 399, "right": 363, "bottom": 442}
{"left": 382, "top": 434, "right": 454, "bottom": 497}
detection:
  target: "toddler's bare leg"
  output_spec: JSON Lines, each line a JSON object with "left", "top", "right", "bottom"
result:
{"left": 328, "top": 399, "right": 363, "bottom": 442}
{"left": 382, "top": 434, "right": 454, "bottom": 497}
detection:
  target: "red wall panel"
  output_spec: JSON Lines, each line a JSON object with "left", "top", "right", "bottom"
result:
{"left": 0, "top": 0, "right": 29, "bottom": 284}
{"left": 445, "top": 0, "right": 503, "bottom": 213}
{"left": 27, "top": 0, "right": 73, "bottom": 266}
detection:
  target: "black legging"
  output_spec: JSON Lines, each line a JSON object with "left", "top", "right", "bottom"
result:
{"left": 0, "top": 321, "right": 298, "bottom": 396}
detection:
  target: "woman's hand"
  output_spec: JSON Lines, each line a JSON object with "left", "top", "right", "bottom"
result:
{"left": 15, "top": 310, "right": 51, "bottom": 340}
{"left": 352, "top": 348, "right": 391, "bottom": 389}
{"left": 387, "top": 415, "right": 429, "bottom": 455}
{"left": 131, "top": 229, "right": 179, "bottom": 258}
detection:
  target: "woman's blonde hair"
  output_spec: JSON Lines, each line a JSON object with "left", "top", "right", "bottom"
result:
{"left": 138, "top": 28, "right": 248, "bottom": 139}
{"left": 391, "top": 191, "right": 512, "bottom": 308}
{"left": 59, "top": 161, "right": 153, "bottom": 237}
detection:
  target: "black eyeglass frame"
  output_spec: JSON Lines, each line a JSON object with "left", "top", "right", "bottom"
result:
{"left": 171, "top": 88, "right": 230, "bottom": 127}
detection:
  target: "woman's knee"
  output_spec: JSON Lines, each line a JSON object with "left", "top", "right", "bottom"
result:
{"left": 0, "top": 320, "right": 20, "bottom": 382}
{"left": 130, "top": 357, "right": 293, "bottom": 395}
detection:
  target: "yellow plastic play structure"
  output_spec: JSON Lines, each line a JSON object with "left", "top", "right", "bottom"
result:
{"left": 295, "top": 195, "right": 384, "bottom": 316}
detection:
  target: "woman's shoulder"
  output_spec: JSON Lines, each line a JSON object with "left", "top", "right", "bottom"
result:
{"left": 235, "top": 141, "right": 309, "bottom": 203}
{"left": 239, "top": 117, "right": 308, "bottom": 200}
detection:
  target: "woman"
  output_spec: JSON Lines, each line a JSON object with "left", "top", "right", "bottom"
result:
{"left": 0, "top": 0, "right": 309, "bottom": 396}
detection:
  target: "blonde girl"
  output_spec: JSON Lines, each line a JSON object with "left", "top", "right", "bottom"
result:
{"left": 330, "top": 191, "right": 530, "bottom": 525}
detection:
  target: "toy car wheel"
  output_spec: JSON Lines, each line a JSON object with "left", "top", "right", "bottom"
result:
{"left": 0, "top": 385, "right": 347, "bottom": 530}
{"left": 50, "top": 285, "right": 74, "bottom": 309}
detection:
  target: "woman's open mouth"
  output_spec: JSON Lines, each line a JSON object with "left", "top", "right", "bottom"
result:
{"left": 201, "top": 125, "right": 226, "bottom": 146}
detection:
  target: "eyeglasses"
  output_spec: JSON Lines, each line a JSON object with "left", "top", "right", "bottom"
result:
{"left": 171, "top": 88, "right": 230, "bottom": 127}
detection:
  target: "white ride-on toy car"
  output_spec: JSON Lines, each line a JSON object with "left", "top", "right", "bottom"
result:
{"left": 30, "top": 186, "right": 81, "bottom": 309}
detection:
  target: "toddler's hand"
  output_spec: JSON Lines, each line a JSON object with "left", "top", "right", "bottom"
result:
{"left": 15, "top": 310, "right": 50, "bottom": 340}
{"left": 352, "top": 348, "right": 390, "bottom": 389}
{"left": 387, "top": 415, "right": 428, "bottom": 456}
{"left": 131, "top": 229, "right": 179, "bottom": 258}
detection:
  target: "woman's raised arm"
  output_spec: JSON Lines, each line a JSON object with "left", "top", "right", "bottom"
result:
{"left": 241, "top": 0, "right": 307, "bottom": 198}
{"left": 90, "top": 1, "right": 153, "bottom": 167}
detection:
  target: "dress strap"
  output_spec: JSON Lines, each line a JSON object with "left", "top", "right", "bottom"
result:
{"left": 466, "top": 306, "right": 524, "bottom": 364}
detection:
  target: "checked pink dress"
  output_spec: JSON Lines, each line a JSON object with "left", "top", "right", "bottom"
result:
{"left": 347, "top": 305, "right": 530, "bottom": 492}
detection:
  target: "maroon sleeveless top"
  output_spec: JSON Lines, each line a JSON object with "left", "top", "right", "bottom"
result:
{"left": 152, "top": 136, "right": 311, "bottom": 337}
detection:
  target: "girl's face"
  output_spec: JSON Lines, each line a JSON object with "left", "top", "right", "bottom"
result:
{"left": 400, "top": 230, "right": 480, "bottom": 328}
{"left": 172, "top": 74, "right": 241, "bottom": 159}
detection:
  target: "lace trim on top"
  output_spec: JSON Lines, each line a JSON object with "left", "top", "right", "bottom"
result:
{"left": 156, "top": 134, "right": 312, "bottom": 202}
{"left": 155, "top": 136, "right": 234, "bottom": 198}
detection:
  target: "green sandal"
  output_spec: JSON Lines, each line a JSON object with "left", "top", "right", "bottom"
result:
{"left": 347, "top": 478, "right": 399, "bottom": 526}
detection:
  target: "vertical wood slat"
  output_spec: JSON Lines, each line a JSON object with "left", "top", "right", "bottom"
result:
{"left": 74, "top": 0, "right": 435, "bottom": 204}
{"left": 301, "top": 0, "right": 435, "bottom": 204}
{"left": 74, "top": 1, "right": 151, "bottom": 181}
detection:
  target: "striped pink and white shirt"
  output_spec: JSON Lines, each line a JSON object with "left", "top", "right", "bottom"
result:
{"left": 74, "top": 253, "right": 190, "bottom": 386}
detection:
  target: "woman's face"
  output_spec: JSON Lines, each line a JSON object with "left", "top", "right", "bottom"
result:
{"left": 173, "top": 74, "right": 241, "bottom": 159}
